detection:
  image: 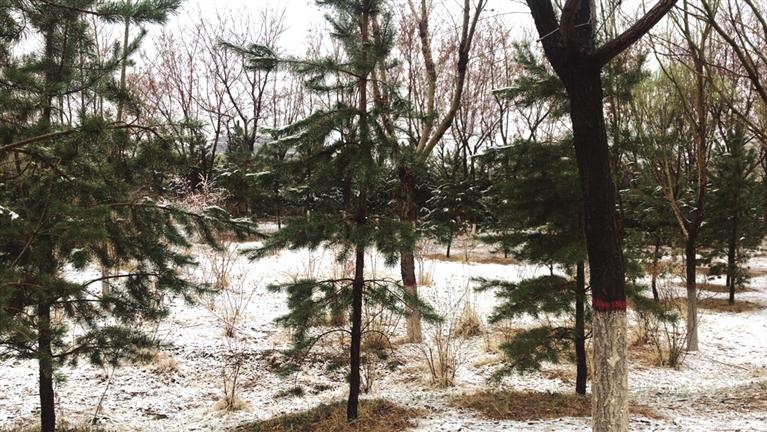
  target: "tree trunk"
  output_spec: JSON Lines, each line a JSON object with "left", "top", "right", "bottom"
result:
{"left": 727, "top": 217, "right": 737, "bottom": 305}
{"left": 565, "top": 69, "right": 628, "bottom": 432}
{"left": 38, "top": 303, "right": 56, "bottom": 432}
{"left": 446, "top": 229, "right": 453, "bottom": 258}
{"left": 575, "top": 261, "right": 587, "bottom": 395}
{"left": 591, "top": 310, "right": 628, "bottom": 431}
{"left": 651, "top": 234, "right": 661, "bottom": 302}
{"left": 347, "top": 243, "right": 364, "bottom": 421}
{"left": 399, "top": 165, "right": 421, "bottom": 342}
{"left": 685, "top": 236, "right": 699, "bottom": 351}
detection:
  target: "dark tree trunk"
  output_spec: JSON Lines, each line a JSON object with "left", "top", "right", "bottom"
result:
{"left": 565, "top": 69, "right": 627, "bottom": 311}
{"left": 651, "top": 234, "right": 661, "bottom": 302}
{"left": 398, "top": 165, "right": 421, "bottom": 342}
{"left": 727, "top": 217, "right": 738, "bottom": 305}
{"left": 275, "top": 187, "right": 282, "bottom": 230}
{"left": 575, "top": 261, "right": 587, "bottom": 395}
{"left": 347, "top": 243, "right": 364, "bottom": 421}
{"left": 565, "top": 68, "right": 628, "bottom": 431}
{"left": 38, "top": 303, "right": 56, "bottom": 432}
{"left": 446, "top": 229, "right": 453, "bottom": 258}
{"left": 685, "top": 234, "right": 699, "bottom": 351}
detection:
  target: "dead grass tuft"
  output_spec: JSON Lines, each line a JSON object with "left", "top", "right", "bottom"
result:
{"left": 629, "top": 342, "right": 664, "bottom": 369}
{"left": 234, "top": 399, "right": 420, "bottom": 432}
{"left": 696, "top": 283, "right": 754, "bottom": 294}
{"left": 698, "top": 298, "right": 765, "bottom": 312}
{"left": 452, "top": 390, "right": 661, "bottom": 421}
{"left": 540, "top": 367, "right": 576, "bottom": 384}
{"left": 212, "top": 394, "right": 249, "bottom": 412}
{"left": 152, "top": 351, "right": 179, "bottom": 374}
{"left": 454, "top": 303, "right": 483, "bottom": 338}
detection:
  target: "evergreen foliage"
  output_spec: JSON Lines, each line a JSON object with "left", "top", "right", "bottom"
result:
{"left": 702, "top": 120, "right": 766, "bottom": 301}
{"left": 0, "top": 2, "right": 250, "bottom": 430}
{"left": 476, "top": 138, "right": 589, "bottom": 394}
{"left": 228, "top": 0, "right": 435, "bottom": 421}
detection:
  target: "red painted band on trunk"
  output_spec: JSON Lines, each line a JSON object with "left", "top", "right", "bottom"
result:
{"left": 592, "top": 298, "right": 627, "bottom": 312}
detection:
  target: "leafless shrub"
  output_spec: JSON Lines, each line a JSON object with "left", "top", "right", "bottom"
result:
{"left": 171, "top": 175, "right": 230, "bottom": 214}
{"left": 417, "top": 285, "right": 471, "bottom": 387}
{"left": 360, "top": 304, "right": 401, "bottom": 394}
{"left": 197, "top": 242, "right": 255, "bottom": 411}
{"left": 633, "top": 279, "right": 690, "bottom": 368}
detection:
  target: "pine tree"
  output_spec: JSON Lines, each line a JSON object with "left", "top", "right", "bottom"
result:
{"left": 0, "top": 2, "right": 250, "bottom": 431}
{"left": 478, "top": 138, "right": 589, "bottom": 394}
{"left": 422, "top": 171, "right": 485, "bottom": 258}
{"left": 228, "top": 0, "right": 435, "bottom": 421}
{"left": 702, "top": 119, "right": 766, "bottom": 304}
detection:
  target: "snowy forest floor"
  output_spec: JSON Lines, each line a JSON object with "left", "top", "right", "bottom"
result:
{"left": 1, "top": 236, "right": 767, "bottom": 431}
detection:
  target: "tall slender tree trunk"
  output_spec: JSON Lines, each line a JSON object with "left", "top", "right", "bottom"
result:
{"left": 727, "top": 217, "right": 738, "bottom": 305}
{"left": 685, "top": 234, "right": 699, "bottom": 351}
{"left": 566, "top": 69, "right": 628, "bottom": 432}
{"left": 651, "top": 234, "right": 661, "bottom": 302}
{"left": 38, "top": 303, "right": 56, "bottom": 432}
{"left": 347, "top": 243, "right": 364, "bottom": 421}
{"left": 115, "top": 12, "right": 130, "bottom": 123}
{"left": 575, "top": 261, "right": 587, "bottom": 395}
{"left": 446, "top": 229, "right": 453, "bottom": 258}
{"left": 399, "top": 166, "right": 422, "bottom": 342}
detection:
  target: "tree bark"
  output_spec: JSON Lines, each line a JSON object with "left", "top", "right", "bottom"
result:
{"left": 575, "top": 261, "right": 587, "bottom": 395}
{"left": 685, "top": 235, "right": 699, "bottom": 351}
{"left": 727, "top": 216, "right": 738, "bottom": 305}
{"left": 651, "top": 234, "right": 661, "bottom": 302}
{"left": 38, "top": 303, "right": 56, "bottom": 432}
{"left": 591, "top": 310, "right": 628, "bottom": 431}
{"left": 347, "top": 243, "right": 364, "bottom": 421}
{"left": 399, "top": 166, "right": 422, "bottom": 342}
{"left": 566, "top": 69, "right": 628, "bottom": 432}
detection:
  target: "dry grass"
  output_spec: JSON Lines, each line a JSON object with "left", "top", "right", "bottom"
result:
{"left": 629, "top": 341, "right": 663, "bottom": 369}
{"left": 698, "top": 298, "right": 765, "bottom": 313}
{"left": 151, "top": 351, "right": 179, "bottom": 374}
{"left": 696, "top": 282, "right": 754, "bottom": 294}
{"left": 749, "top": 267, "right": 767, "bottom": 278}
{"left": 452, "top": 390, "right": 661, "bottom": 421}
{"left": 3, "top": 423, "right": 107, "bottom": 432}
{"left": 422, "top": 253, "right": 517, "bottom": 265}
{"left": 454, "top": 303, "right": 483, "bottom": 338}
{"left": 540, "top": 367, "right": 576, "bottom": 384}
{"left": 235, "top": 399, "right": 420, "bottom": 432}
{"left": 213, "top": 394, "right": 249, "bottom": 412}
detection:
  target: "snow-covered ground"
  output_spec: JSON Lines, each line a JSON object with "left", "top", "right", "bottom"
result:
{"left": 1, "top": 242, "right": 766, "bottom": 431}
